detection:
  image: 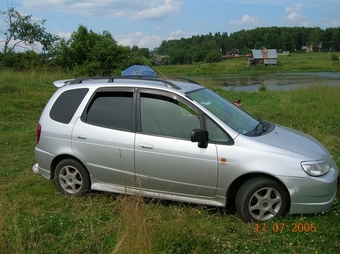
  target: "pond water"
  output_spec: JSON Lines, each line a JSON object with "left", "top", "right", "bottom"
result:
{"left": 193, "top": 72, "right": 340, "bottom": 92}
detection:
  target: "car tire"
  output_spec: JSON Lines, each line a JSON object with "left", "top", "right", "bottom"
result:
{"left": 235, "top": 177, "right": 289, "bottom": 222}
{"left": 54, "top": 159, "right": 90, "bottom": 196}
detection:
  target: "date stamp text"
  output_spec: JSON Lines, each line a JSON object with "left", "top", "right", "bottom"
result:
{"left": 255, "top": 222, "right": 317, "bottom": 233}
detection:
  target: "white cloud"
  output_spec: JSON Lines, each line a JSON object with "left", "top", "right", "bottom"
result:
{"left": 138, "top": 35, "right": 163, "bottom": 48}
{"left": 286, "top": 12, "right": 304, "bottom": 20}
{"left": 285, "top": 3, "right": 303, "bottom": 13}
{"left": 167, "top": 30, "right": 198, "bottom": 40}
{"left": 115, "top": 31, "right": 162, "bottom": 49}
{"left": 133, "top": 0, "right": 183, "bottom": 21}
{"left": 56, "top": 32, "right": 72, "bottom": 40}
{"left": 284, "top": 3, "right": 310, "bottom": 26}
{"left": 327, "top": 20, "right": 340, "bottom": 27}
{"left": 230, "top": 15, "right": 264, "bottom": 26}
{"left": 22, "top": 0, "right": 183, "bottom": 21}
{"left": 116, "top": 31, "right": 143, "bottom": 45}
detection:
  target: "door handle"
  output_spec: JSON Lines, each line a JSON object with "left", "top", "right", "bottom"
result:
{"left": 77, "top": 135, "right": 87, "bottom": 139}
{"left": 139, "top": 143, "right": 153, "bottom": 149}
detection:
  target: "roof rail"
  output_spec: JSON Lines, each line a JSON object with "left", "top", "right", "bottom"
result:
{"left": 162, "top": 76, "right": 200, "bottom": 84}
{"left": 67, "top": 75, "right": 198, "bottom": 90}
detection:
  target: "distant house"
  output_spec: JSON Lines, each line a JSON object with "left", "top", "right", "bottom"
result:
{"left": 248, "top": 48, "right": 277, "bottom": 66}
{"left": 151, "top": 53, "right": 169, "bottom": 65}
{"left": 222, "top": 49, "right": 241, "bottom": 60}
{"left": 227, "top": 49, "right": 240, "bottom": 57}
{"left": 302, "top": 45, "right": 313, "bottom": 52}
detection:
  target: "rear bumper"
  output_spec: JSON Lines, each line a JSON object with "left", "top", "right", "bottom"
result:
{"left": 32, "top": 163, "right": 51, "bottom": 179}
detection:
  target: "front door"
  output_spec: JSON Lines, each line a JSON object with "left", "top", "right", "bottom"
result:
{"left": 134, "top": 92, "right": 218, "bottom": 197}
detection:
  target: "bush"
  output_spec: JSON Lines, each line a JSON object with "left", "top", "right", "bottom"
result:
{"left": 0, "top": 50, "right": 19, "bottom": 68}
{"left": 204, "top": 51, "right": 222, "bottom": 63}
{"left": 330, "top": 53, "right": 339, "bottom": 63}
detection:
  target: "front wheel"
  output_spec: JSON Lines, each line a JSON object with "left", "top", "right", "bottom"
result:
{"left": 235, "top": 177, "right": 289, "bottom": 222}
{"left": 54, "top": 159, "right": 90, "bottom": 196}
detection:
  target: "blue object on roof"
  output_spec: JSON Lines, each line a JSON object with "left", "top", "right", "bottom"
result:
{"left": 122, "top": 65, "right": 156, "bottom": 77}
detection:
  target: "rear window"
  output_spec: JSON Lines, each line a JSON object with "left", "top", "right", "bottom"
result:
{"left": 50, "top": 88, "right": 89, "bottom": 124}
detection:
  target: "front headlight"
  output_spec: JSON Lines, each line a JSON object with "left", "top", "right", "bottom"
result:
{"left": 301, "top": 161, "right": 331, "bottom": 176}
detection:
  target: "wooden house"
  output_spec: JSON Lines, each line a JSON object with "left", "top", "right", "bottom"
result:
{"left": 248, "top": 48, "right": 277, "bottom": 66}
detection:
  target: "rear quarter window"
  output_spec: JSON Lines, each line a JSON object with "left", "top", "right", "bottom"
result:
{"left": 50, "top": 88, "right": 89, "bottom": 124}
{"left": 84, "top": 91, "right": 133, "bottom": 131}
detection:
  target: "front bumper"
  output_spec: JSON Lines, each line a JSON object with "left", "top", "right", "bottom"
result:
{"left": 289, "top": 189, "right": 337, "bottom": 214}
{"left": 278, "top": 168, "right": 338, "bottom": 215}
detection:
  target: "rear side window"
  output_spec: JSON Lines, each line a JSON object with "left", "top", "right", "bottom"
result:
{"left": 85, "top": 91, "right": 133, "bottom": 131}
{"left": 50, "top": 88, "right": 89, "bottom": 124}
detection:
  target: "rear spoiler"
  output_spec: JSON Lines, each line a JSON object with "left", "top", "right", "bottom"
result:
{"left": 53, "top": 79, "right": 74, "bottom": 88}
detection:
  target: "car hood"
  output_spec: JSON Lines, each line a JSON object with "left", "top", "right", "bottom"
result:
{"left": 254, "top": 124, "right": 330, "bottom": 161}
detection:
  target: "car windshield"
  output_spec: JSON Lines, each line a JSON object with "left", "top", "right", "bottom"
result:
{"left": 187, "top": 88, "right": 259, "bottom": 135}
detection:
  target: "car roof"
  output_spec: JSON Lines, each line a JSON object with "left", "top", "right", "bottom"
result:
{"left": 53, "top": 76, "right": 205, "bottom": 94}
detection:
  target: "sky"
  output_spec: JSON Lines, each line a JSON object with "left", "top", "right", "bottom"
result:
{"left": 1, "top": 0, "right": 340, "bottom": 51}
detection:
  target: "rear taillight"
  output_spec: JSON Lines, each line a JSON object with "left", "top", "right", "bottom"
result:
{"left": 36, "top": 124, "right": 41, "bottom": 144}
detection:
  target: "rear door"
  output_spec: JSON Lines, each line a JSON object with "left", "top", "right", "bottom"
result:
{"left": 71, "top": 88, "right": 135, "bottom": 186}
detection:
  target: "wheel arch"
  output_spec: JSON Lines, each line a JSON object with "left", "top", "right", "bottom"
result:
{"left": 226, "top": 173, "right": 291, "bottom": 208}
{"left": 50, "top": 154, "right": 90, "bottom": 181}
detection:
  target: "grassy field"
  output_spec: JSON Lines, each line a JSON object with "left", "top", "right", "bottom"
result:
{"left": 154, "top": 52, "right": 340, "bottom": 76}
{"left": 0, "top": 63, "right": 339, "bottom": 253}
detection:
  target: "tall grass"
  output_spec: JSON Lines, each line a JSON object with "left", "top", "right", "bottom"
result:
{"left": 112, "top": 195, "right": 154, "bottom": 254}
{"left": 0, "top": 69, "right": 339, "bottom": 253}
{"left": 0, "top": 190, "right": 4, "bottom": 252}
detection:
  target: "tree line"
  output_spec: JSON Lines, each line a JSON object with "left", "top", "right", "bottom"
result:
{"left": 154, "top": 27, "right": 340, "bottom": 65}
{"left": 1, "top": 5, "right": 340, "bottom": 74}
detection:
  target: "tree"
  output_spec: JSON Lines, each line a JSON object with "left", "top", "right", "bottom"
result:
{"left": 264, "top": 33, "right": 280, "bottom": 49}
{"left": 0, "top": 4, "right": 58, "bottom": 54}
{"left": 331, "top": 28, "right": 340, "bottom": 51}
{"left": 169, "top": 48, "right": 186, "bottom": 64}
{"left": 254, "top": 41, "right": 262, "bottom": 49}
{"left": 87, "top": 36, "right": 131, "bottom": 75}
{"left": 308, "top": 27, "right": 323, "bottom": 51}
{"left": 137, "top": 48, "right": 151, "bottom": 58}
{"left": 281, "top": 31, "right": 296, "bottom": 51}
{"left": 50, "top": 25, "right": 135, "bottom": 75}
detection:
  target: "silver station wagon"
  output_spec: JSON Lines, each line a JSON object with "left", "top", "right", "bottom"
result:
{"left": 32, "top": 76, "right": 339, "bottom": 222}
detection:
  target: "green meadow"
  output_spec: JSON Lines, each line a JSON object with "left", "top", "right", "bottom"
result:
{"left": 155, "top": 51, "right": 340, "bottom": 75}
{"left": 1, "top": 52, "right": 339, "bottom": 253}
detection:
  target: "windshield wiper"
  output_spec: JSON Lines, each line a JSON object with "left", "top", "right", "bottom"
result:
{"left": 254, "top": 119, "right": 268, "bottom": 136}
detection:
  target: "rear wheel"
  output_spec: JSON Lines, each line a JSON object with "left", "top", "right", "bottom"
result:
{"left": 235, "top": 177, "right": 289, "bottom": 222}
{"left": 54, "top": 159, "right": 90, "bottom": 196}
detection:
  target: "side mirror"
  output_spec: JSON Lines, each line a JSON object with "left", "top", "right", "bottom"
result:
{"left": 191, "top": 129, "right": 208, "bottom": 148}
